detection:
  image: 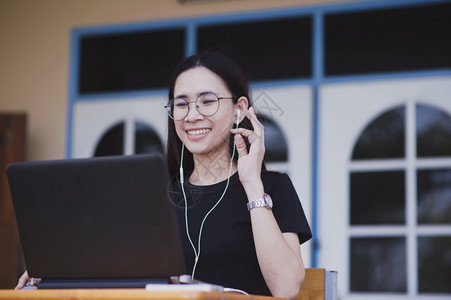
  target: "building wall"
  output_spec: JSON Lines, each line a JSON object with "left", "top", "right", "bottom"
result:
{"left": 0, "top": 0, "right": 353, "bottom": 162}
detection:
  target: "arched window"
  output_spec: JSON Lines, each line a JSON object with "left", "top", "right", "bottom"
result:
{"left": 134, "top": 121, "right": 164, "bottom": 155}
{"left": 259, "top": 114, "right": 289, "bottom": 162}
{"left": 94, "top": 120, "right": 164, "bottom": 157}
{"left": 94, "top": 122, "right": 124, "bottom": 156}
{"left": 352, "top": 106, "right": 405, "bottom": 160}
{"left": 349, "top": 103, "right": 451, "bottom": 293}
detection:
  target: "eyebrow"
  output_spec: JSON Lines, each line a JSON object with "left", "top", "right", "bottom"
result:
{"left": 174, "top": 90, "right": 217, "bottom": 99}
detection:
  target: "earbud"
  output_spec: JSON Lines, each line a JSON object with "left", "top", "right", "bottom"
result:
{"left": 236, "top": 109, "right": 241, "bottom": 126}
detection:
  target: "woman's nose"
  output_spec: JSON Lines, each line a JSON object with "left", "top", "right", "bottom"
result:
{"left": 184, "top": 102, "right": 204, "bottom": 121}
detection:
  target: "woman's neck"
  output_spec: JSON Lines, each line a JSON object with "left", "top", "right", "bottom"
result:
{"left": 189, "top": 151, "right": 237, "bottom": 186}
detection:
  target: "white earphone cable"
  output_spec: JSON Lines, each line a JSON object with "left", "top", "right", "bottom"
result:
{"left": 180, "top": 112, "right": 239, "bottom": 279}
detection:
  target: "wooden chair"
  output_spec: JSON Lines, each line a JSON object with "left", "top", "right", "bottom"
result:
{"left": 296, "top": 268, "right": 336, "bottom": 300}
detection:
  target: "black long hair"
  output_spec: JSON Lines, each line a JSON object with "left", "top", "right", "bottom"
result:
{"left": 166, "top": 51, "right": 261, "bottom": 179}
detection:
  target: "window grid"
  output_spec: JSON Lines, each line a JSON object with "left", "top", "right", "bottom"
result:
{"left": 124, "top": 118, "right": 134, "bottom": 155}
{"left": 406, "top": 100, "right": 417, "bottom": 296}
{"left": 349, "top": 100, "right": 451, "bottom": 297}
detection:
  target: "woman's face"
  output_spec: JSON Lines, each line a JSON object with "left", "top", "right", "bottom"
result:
{"left": 173, "top": 66, "right": 236, "bottom": 159}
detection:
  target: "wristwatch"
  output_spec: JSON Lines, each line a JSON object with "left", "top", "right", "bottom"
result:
{"left": 247, "top": 193, "right": 273, "bottom": 211}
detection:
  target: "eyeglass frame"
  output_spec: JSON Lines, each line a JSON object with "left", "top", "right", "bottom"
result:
{"left": 165, "top": 92, "right": 235, "bottom": 120}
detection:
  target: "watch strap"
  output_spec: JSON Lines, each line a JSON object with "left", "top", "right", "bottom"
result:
{"left": 247, "top": 193, "right": 271, "bottom": 211}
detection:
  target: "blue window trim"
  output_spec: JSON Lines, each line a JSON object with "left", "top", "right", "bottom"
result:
{"left": 67, "top": 0, "right": 451, "bottom": 268}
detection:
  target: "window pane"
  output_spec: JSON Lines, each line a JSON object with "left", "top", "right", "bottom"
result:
{"left": 94, "top": 122, "right": 124, "bottom": 157}
{"left": 417, "top": 169, "right": 451, "bottom": 224}
{"left": 79, "top": 29, "right": 185, "bottom": 94}
{"left": 418, "top": 236, "right": 451, "bottom": 293}
{"left": 351, "top": 237, "right": 406, "bottom": 292}
{"left": 134, "top": 121, "right": 164, "bottom": 155}
{"left": 350, "top": 171, "right": 405, "bottom": 225}
{"left": 325, "top": 2, "right": 451, "bottom": 75}
{"left": 197, "top": 17, "right": 312, "bottom": 81}
{"left": 352, "top": 106, "right": 405, "bottom": 159}
{"left": 417, "top": 104, "right": 451, "bottom": 157}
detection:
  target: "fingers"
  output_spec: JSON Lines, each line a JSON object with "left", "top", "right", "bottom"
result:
{"left": 231, "top": 127, "right": 256, "bottom": 143}
{"left": 15, "top": 271, "right": 30, "bottom": 290}
{"left": 230, "top": 107, "right": 265, "bottom": 157}
{"left": 234, "top": 133, "right": 248, "bottom": 157}
{"left": 232, "top": 107, "right": 264, "bottom": 138}
{"left": 246, "top": 107, "right": 264, "bottom": 141}
{"left": 231, "top": 107, "right": 265, "bottom": 162}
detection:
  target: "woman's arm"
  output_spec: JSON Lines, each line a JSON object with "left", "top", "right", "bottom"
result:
{"left": 243, "top": 179, "right": 305, "bottom": 300}
{"left": 250, "top": 203, "right": 305, "bottom": 299}
{"left": 231, "top": 107, "right": 305, "bottom": 300}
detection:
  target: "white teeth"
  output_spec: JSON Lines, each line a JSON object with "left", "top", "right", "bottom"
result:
{"left": 187, "top": 129, "right": 211, "bottom": 135}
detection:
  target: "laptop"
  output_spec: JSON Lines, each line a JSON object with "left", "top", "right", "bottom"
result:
{"left": 7, "top": 154, "right": 186, "bottom": 289}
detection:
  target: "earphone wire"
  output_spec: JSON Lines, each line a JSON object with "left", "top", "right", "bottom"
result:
{"left": 180, "top": 144, "right": 198, "bottom": 266}
{"left": 180, "top": 115, "right": 239, "bottom": 279}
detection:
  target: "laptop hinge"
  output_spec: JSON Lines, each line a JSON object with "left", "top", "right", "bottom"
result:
{"left": 37, "top": 278, "right": 170, "bottom": 289}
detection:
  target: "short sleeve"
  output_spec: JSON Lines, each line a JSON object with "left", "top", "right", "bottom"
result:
{"left": 264, "top": 172, "right": 312, "bottom": 244}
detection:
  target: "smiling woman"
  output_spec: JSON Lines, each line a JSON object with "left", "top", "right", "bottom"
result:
{"left": 164, "top": 52, "right": 312, "bottom": 299}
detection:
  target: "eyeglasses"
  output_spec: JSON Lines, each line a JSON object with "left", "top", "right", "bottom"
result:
{"left": 165, "top": 92, "right": 234, "bottom": 120}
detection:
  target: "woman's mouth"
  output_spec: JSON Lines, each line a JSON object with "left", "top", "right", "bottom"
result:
{"left": 186, "top": 128, "right": 211, "bottom": 136}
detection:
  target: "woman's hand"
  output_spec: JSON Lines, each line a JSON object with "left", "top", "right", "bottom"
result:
{"left": 15, "top": 270, "right": 31, "bottom": 290}
{"left": 230, "top": 107, "right": 265, "bottom": 194}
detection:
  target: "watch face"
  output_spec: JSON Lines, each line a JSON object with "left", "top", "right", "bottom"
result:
{"left": 265, "top": 194, "right": 273, "bottom": 209}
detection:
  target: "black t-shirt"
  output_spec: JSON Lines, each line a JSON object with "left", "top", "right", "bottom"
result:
{"left": 168, "top": 171, "right": 312, "bottom": 296}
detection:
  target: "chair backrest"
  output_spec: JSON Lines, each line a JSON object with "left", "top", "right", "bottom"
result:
{"left": 297, "top": 268, "right": 325, "bottom": 300}
{"left": 297, "top": 268, "right": 337, "bottom": 300}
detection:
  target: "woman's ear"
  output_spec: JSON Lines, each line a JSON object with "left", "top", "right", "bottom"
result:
{"left": 236, "top": 96, "right": 249, "bottom": 122}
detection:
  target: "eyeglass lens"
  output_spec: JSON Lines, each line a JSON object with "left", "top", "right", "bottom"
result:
{"left": 167, "top": 93, "right": 220, "bottom": 120}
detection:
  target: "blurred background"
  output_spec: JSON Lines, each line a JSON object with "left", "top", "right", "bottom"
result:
{"left": 1, "top": 0, "right": 450, "bottom": 299}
